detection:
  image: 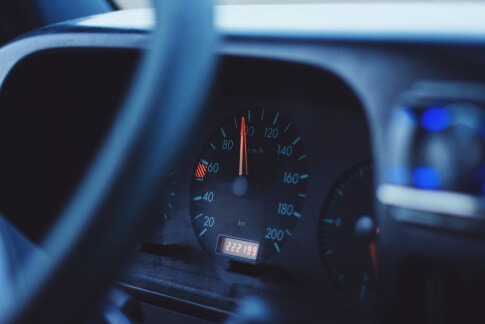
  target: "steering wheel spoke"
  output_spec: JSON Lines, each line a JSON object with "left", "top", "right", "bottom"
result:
{"left": 0, "top": 1, "right": 216, "bottom": 322}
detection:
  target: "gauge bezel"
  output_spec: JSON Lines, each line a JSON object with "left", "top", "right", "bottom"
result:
{"left": 318, "top": 161, "right": 376, "bottom": 300}
{"left": 190, "top": 107, "right": 308, "bottom": 266}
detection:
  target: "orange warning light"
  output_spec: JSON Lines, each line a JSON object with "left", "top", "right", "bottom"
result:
{"left": 195, "top": 162, "right": 207, "bottom": 179}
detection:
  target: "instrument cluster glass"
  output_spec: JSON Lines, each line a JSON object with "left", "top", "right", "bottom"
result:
{"left": 190, "top": 108, "right": 308, "bottom": 264}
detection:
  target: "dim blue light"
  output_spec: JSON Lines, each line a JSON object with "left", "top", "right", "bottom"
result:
{"left": 420, "top": 107, "right": 450, "bottom": 131}
{"left": 386, "top": 166, "right": 410, "bottom": 185}
{"left": 412, "top": 166, "right": 442, "bottom": 190}
{"left": 394, "top": 108, "right": 416, "bottom": 126}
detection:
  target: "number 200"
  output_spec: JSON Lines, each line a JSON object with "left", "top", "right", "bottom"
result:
{"left": 265, "top": 228, "right": 284, "bottom": 241}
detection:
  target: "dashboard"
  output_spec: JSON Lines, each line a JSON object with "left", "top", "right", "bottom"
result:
{"left": 123, "top": 57, "right": 374, "bottom": 322}
{"left": 2, "top": 3, "right": 485, "bottom": 323}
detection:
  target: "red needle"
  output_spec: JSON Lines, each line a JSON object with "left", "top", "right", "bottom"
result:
{"left": 369, "top": 241, "right": 379, "bottom": 281}
{"left": 239, "top": 117, "right": 248, "bottom": 176}
{"left": 243, "top": 119, "right": 248, "bottom": 175}
{"left": 369, "top": 226, "right": 380, "bottom": 281}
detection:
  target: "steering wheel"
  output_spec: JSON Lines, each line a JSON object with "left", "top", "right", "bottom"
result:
{"left": 0, "top": 1, "right": 215, "bottom": 322}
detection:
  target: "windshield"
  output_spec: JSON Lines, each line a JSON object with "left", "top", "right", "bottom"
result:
{"left": 115, "top": 0, "right": 383, "bottom": 9}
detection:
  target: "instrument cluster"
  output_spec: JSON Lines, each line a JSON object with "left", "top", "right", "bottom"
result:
{"left": 123, "top": 58, "right": 375, "bottom": 318}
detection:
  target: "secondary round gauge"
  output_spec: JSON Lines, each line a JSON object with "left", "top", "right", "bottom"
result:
{"left": 319, "top": 162, "right": 377, "bottom": 300}
{"left": 190, "top": 108, "right": 307, "bottom": 264}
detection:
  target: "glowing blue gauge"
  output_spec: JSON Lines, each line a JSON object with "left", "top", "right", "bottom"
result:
{"left": 190, "top": 108, "right": 307, "bottom": 265}
{"left": 420, "top": 107, "right": 451, "bottom": 131}
{"left": 412, "top": 166, "right": 442, "bottom": 190}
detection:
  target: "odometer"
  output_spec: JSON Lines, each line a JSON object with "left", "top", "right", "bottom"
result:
{"left": 190, "top": 108, "right": 307, "bottom": 264}
{"left": 217, "top": 235, "right": 260, "bottom": 261}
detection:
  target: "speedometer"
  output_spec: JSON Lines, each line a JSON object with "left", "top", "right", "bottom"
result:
{"left": 190, "top": 108, "right": 307, "bottom": 264}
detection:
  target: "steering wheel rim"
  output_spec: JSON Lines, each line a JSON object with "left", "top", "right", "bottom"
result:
{"left": 0, "top": 1, "right": 215, "bottom": 322}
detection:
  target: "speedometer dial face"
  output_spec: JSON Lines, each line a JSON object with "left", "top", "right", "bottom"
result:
{"left": 190, "top": 108, "right": 307, "bottom": 264}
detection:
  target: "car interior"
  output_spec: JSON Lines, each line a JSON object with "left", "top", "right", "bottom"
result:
{"left": 0, "top": 0, "right": 485, "bottom": 323}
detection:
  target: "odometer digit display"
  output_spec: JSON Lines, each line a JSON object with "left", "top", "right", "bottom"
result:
{"left": 190, "top": 108, "right": 307, "bottom": 264}
{"left": 217, "top": 236, "right": 259, "bottom": 261}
